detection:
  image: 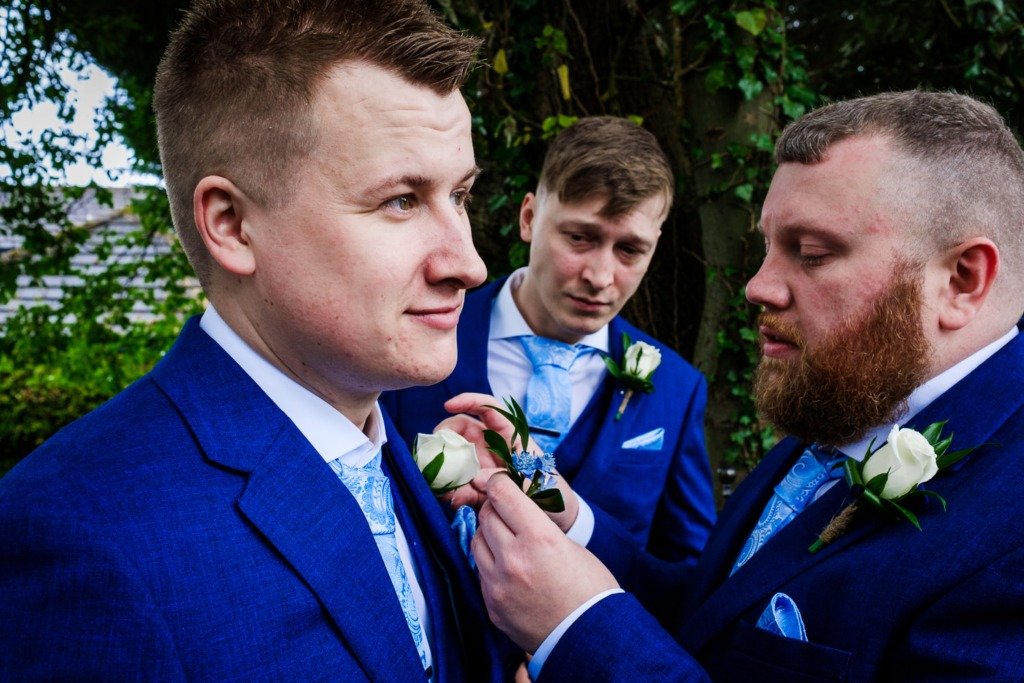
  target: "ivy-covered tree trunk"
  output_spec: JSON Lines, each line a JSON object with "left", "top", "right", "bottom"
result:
{"left": 686, "top": 83, "right": 777, "bottom": 501}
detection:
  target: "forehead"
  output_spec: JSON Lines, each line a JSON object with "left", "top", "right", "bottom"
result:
{"left": 760, "top": 135, "right": 897, "bottom": 239}
{"left": 305, "top": 61, "right": 473, "bottom": 181}
{"left": 540, "top": 191, "right": 666, "bottom": 239}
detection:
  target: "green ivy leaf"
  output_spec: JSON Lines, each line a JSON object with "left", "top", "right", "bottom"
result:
{"left": 735, "top": 9, "right": 768, "bottom": 36}
{"left": 738, "top": 74, "right": 764, "bottom": 100}
{"left": 734, "top": 183, "right": 754, "bottom": 202}
{"left": 704, "top": 63, "right": 729, "bottom": 93}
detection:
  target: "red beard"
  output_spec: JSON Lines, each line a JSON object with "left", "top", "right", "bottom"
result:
{"left": 753, "top": 271, "right": 931, "bottom": 447}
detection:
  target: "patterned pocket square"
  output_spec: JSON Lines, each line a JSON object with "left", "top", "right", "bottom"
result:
{"left": 756, "top": 592, "right": 808, "bottom": 642}
{"left": 621, "top": 427, "right": 665, "bottom": 450}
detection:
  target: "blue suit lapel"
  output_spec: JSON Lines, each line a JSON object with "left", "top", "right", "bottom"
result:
{"left": 381, "top": 411, "right": 506, "bottom": 682}
{"left": 681, "top": 332, "right": 1024, "bottom": 654}
{"left": 151, "top": 319, "right": 428, "bottom": 681}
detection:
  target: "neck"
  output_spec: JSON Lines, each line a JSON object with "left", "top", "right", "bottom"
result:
{"left": 208, "top": 295, "right": 378, "bottom": 431}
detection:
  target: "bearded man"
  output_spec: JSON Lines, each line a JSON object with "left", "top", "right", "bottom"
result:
{"left": 465, "top": 91, "right": 1024, "bottom": 681}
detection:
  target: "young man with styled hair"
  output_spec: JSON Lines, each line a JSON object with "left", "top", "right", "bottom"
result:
{"left": 384, "top": 116, "right": 715, "bottom": 565}
{"left": 0, "top": 1, "right": 515, "bottom": 679}
{"left": 470, "top": 91, "right": 1024, "bottom": 681}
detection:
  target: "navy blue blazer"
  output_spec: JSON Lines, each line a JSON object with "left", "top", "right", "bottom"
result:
{"left": 0, "top": 318, "right": 515, "bottom": 680}
{"left": 382, "top": 277, "right": 715, "bottom": 564}
{"left": 542, "top": 332, "right": 1024, "bottom": 681}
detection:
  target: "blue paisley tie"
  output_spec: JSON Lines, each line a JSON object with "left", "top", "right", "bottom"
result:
{"left": 731, "top": 445, "right": 845, "bottom": 573}
{"left": 330, "top": 450, "right": 430, "bottom": 673}
{"left": 520, "top": 336, "right": 584, "bottom": 453}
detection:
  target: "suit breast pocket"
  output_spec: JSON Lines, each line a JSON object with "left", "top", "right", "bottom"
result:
{"left": 706, "top": 619, "right": 853, "bottom": 682}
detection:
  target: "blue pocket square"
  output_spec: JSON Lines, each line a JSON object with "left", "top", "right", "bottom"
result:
{"left": 756, "top": 592, "right": 808, "bottom": 642}
{"left": 621, "top": 428, "right": 665, "bottom": 450}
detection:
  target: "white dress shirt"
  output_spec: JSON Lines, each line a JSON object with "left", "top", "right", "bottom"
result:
{"left": 200, "top": 306, "right": 433, "bottom": 673}
{"left": 529, "top": 325, "right": 1019, "bottom": 678}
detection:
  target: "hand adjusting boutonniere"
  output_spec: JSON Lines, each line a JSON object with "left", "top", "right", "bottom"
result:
{"left": 414, "top": 429, "right": 481, "bottom": 493}
{"left": 603, "top": 332, "right": 661, "bottom": 421}
{"left": 809, "top": 420, "right": 978, "bottom": 553}
{"left": 483, "top": 397, "right": 566, "bottom": 513}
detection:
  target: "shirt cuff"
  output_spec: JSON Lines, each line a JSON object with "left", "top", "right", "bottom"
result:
{"left": 527, "top": 588, "right": 624, "bottom": 680}
{"left": 564, "top": 493, "right": 594, "bottom": 546}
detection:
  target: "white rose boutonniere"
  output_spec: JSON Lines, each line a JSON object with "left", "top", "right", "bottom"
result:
{"left": 602, "top": 333, "right": 662, "bottom": 421}
{"left": 809, "top": 420, "right": 978, "bottom": 553}
{"left": 860, "top": 425, "right": 939, "bottom": 498}
{"left": 414, "top": 429, "right": 480, "bottom": 493}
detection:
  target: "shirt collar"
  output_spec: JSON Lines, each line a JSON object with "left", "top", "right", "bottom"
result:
{"left": 840, "top": 326, "right": 1019, "bottom": 460}
{"left": 489, "top": 267, "right": 610, "bottom": 352}
{"left": 199, "top": 305, "right": 386, "bottom": 467}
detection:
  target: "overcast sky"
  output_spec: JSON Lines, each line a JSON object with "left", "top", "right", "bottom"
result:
{"left": 5, "top": 61, "right": 159, "bottom": 187}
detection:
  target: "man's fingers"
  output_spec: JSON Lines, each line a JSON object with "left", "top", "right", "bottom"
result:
{"left": 484, "top": 470, "right": 554, "bottom": 537}
{"left": 444, "top": 392, "right": 500, "bottom": 416}
{"left": 447, "top": 467, "right": 506, "bottom": 510}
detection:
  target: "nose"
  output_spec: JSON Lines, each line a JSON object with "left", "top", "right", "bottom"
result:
{"left": 428, "top": 206, "right": 487, "bottom": 289}
{"left": 581, "top": 248, "right": 615, "bottom": 291}
{"left": 745, "top": 251, "right": 791, "bottom": 311}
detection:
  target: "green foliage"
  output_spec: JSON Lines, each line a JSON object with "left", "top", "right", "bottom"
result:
{"left": 4, "top": 0, "right": 1024, "bottom": 487}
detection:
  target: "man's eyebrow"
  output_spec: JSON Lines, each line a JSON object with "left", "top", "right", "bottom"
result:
{"left": 368, "top": 166, "right": 482, "bottom": 196}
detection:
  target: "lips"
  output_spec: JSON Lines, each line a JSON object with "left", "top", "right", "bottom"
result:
{"left": 567, "top": 294, "right": 611, "bottom": 313}
{"left": 407, "top": 303, "right": 463, "bottom": 331}
{"left": 759, "top": 324, "right": 801, "bottom": 359}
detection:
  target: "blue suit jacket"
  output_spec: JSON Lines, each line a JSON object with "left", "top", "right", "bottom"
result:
{"left": 0, "top": 318, "right": 514, "bottom": 680}
{"left": 542, "top": 332, "right": 1024, "bottom": 682}
{"left": 381, "top": 277, "right": 715, "bottom": 563}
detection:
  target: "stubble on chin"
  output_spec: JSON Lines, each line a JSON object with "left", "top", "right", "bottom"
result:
{"left": 753, "top": 271, "right": 931, "bottom": 447}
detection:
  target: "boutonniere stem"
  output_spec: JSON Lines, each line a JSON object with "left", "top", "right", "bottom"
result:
{"left": 809, "top": 421, "right": 978, "bottom": 553}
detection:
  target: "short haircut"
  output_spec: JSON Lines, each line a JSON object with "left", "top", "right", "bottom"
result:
{"left": 537, "top": 116, "right": 675, "bottom": 218}
{"left": 776, "top": 91, "right": 1024, "bottom": 300}
{"left": 153, "top": 0, "right": 481, "bottom": 282}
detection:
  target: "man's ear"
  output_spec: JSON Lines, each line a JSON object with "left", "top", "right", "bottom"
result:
{"left": 937, "top": 237, "right": 1000, "bottom": 331}
{"left": 519, "top": 192, "right": 537, "bottom": 242}
{"left": 193, "top": 176, "right": 256, "bottom": 276}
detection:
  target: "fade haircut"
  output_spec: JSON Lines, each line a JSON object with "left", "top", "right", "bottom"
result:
{"left": 537, "top": 116, "right": 675, "bottom": 218}
{"left": 776, "top": 90, "right": 1024, "bottom": 302}
{"left": 153, "top": 0, "right": 481, "bottom": 283}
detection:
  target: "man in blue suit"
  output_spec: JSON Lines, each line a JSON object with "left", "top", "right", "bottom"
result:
{"left": 470, "top": 91, "right": 1024, "bottom": 681}
{"left": 0, "top": 1, "right": 515, "bottom": 679}
{"left": 383, "top": 117, "right": 715, "bottom": 564}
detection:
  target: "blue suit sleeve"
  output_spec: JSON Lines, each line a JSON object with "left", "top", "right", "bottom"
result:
{"left": 646, "top": 375, "right": 716, "bottom": 564}
{"left": 537, "top": 592, "right": 709, "bottom": 683}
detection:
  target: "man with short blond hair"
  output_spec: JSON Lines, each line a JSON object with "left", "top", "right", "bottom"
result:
{"left": 471, "top": 91, "right": 1024, "bottom": 681}
{"left": 0, "top": 1, "right": 515, "bottom": 679}
{"left": 384, "top": 116, "right": 715, "bottom": 565}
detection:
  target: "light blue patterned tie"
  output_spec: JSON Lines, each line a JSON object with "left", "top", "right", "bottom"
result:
{"left": 520, "top": 336, "right": 584, "bottom": 453}
{"left": 330, "top": 450, "right": 430, "bottom": 673}
{"left": 731, "top": 445, "right": 845, "bottom": 573}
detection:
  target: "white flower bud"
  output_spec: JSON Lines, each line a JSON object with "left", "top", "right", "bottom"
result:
{"left": 414, "top": 429, "right": 480, "bottom": 491}
{"left": 861, "top": 425, "right": 939, "bottom": 499}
